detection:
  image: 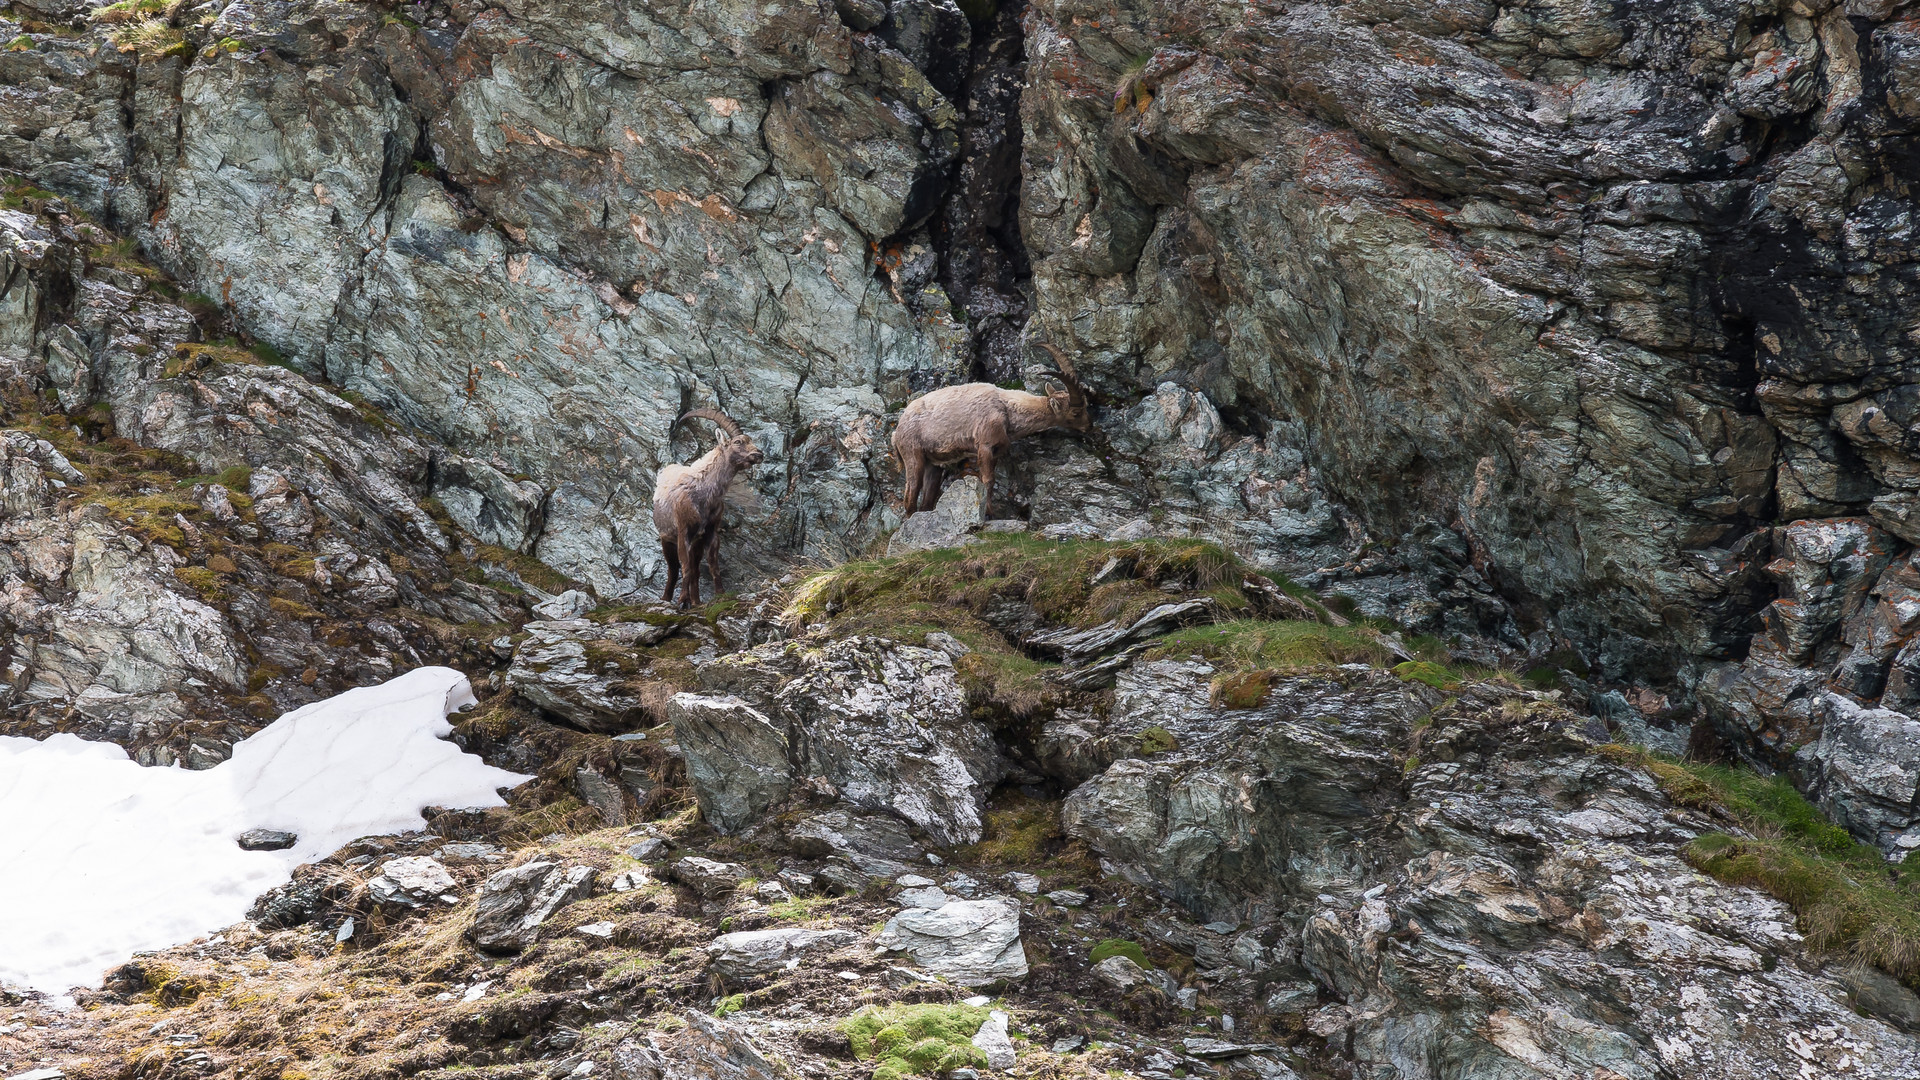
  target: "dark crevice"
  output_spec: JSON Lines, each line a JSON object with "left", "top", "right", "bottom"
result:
{"left": 926, "top": 0, "right": 1032, "bottom": 386}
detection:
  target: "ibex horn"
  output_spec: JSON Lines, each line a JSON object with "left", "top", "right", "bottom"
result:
{"left": 679, "top": 407, "right": 743, "bottom": 439}
{"left": 1036, "top": 342, "right": 1083, "bottom": 403}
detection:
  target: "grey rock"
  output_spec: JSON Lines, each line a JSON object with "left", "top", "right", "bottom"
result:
{"left": 508, "top": 619, "right": 682, "bottom": 732}
{"left": 670, "top": 693, "right": 794, "bottom": 833}
{"left": 1802, "top": 693, "right": 1920, "bottom": 852}
{"left": 678, "top": 638, "right": 1006, "bottom": 844}
{"left": 771, "top": 638, "right": 1007, "bottom": 845}
{"left": 1843, "top": 966, "right": 1920, "bottom": 1033}
{"left": 534, "top": 590, "right": 597, "bottom": 621}
{"left": 752, "top": 880, "right": 792, "bottom": 904}
{"left": 887, "top": 476, "right": 985, "bottom": 555}
{"left": 1261, "top": 981, "right": 1317, "bottom": 1015}
{"left": 895, "top": 886, "right": 950, "bottom": 910}
{"left": 470, "top": 861, "right": 596, "bottom": 953}
{"left": 789, "top": 809, "right": 926, "bottom": 875}
{"left": 875, "top": 896, "right": 1027, "bottom": 985}
{"left": 705, "top": 928, "right": 859, "bottom": 976}
{"left": 1181, "top": 1038, "right": 1275, "bottom": 1060}
{"left": 366, "top": 857, "right": 457, "bottom": 909}
{"left": 971, "top": 1010, "right": 1016, "bottom": 1070}
{"left": 1045, "top": 890, "right": 1088, "bottom": 907}
{"left": 626, "top": 838, "right": 672, "bottom": 862}
{"left": 574, "top": 765, "right": 632, "bottom": 827}
{"left": 1091, "top": 955, "right": 1157, "bottom": 993}
{"left": 237, "top": 829, "right": 297, "bottom": 852}
{"left": 1049, "top": 1036, "right": 1085, "bottom": 1054}
{"left": 671, "top": 857, "right": 745, "bottom": 898}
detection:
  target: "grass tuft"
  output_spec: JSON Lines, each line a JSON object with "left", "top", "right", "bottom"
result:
{"left": 1601, "top": 744, "right": 1920, "bottom": 983}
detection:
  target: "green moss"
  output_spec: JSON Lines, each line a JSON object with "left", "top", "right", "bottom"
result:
{"left": 1136, "top": 725, "right": 1177, "bottom": 755}
{"left": 713, "top": 993, "right": 747, "bottom": 1017}
{"left": 4, "top": 34, "right": 33, "bottom": 51}
{"left": 1089, "top": 939, "right": 1151, "bottom": 969}
{"left": 1392, "top": 660, "right": 1462, "bottom": 691}
{"left": 841, "top": 1004, "right": 992, "bottom": 1080}
{"left": 1601, "top": 745, "right": 1920, "bottom": 984}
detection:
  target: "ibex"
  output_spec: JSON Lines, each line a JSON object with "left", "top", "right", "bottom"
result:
{"left": 890, "top": 342, "right": 1091, "bottom": 518}
{"left": 652, "top": 408, "right": 764, "bottom": 609}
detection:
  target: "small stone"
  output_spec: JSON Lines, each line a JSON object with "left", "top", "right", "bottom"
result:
{"left": 626, "top": 838, "right": 672, "bottom": 861}
{"left": 367, "top": 856, "right": 457, "bottom": 908}
{"left": 9, "top": 1070, "right": 66, "bottom": 1080}
{"left": 1177, "top": 988, "right": 1199, "bottom": 1010}
{"left": 1202, "top": 921, "right": 1238, "bottom": 933}
{"left": 837, "top": 970, "right": 862, "bottom": 981}
{"left": 1046, "top": 889, "right": 1088, "bottom": 907}
{"left": 707, "top": 928, "right": 860, "bottom": 976}
{"left": 237, "top": 829, "right": 297, "bottom": 851}
{"left": 972, "top": 1010, "right": 1016, "bottom": 1070}
{"left": 1003, "top": 872, "right": 1041, "bottom": 895}
{"left": 1091, "top": 954, "right": 1155, "bottom": 992}
{"left": 334, "top": 917, "right": 355, "bottom": 943}
{"left": 1051, "top": 1036, "right": 1086, "bottom": 1054}
{"left": 610, "top": 869, "right": 651, "bottom": 892}
{"left": 576, "top": 921, "right": 616, "bottom": 939}
{"left": 951, "top": 1072, "right": 978, "bottom": 1080}
{"left": 963, "top": 995, "right": 992, "bottom": 1006}
{"left": 895, "top": 873, "right": 936, "bottom": 888}
{"left": 943, "top": 873, "right": 981, "bottom": 897}
{"left": 777, "top": 869, "right": 817, "bottom": 895}
{"left": 671, "top": 856, "right": 745, "bottom": 897}
{"left": 754, "top": 880, "right": 793, "bottom": 904}
{"left": 461, "top": 980, "right": 494, "bottom": 1002}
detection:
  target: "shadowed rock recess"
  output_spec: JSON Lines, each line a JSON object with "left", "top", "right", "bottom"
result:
{"left": 13, "top": 0, "right": 1920, "bottom": 1076}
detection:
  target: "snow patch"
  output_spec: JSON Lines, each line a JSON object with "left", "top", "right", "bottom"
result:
{"left": 0, "top": 666, "right": 531, "bottom": 995}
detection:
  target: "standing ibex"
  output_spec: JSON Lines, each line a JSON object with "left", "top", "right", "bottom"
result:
{"left": 891, "top": 342, "right": 1091, "bottom": 518}
{"left": 652, "top": 408, "right": 763, "bottom": 609}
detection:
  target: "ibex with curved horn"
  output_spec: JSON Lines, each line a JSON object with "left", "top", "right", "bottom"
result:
{"left": 890, "top": 341, "right": 1092, "bottom": 518}
{"left": 652, "top": 408, "right": 764, "bottom": 608}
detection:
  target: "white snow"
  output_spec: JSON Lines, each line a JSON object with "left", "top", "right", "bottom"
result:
{"left": 0, "top": 666, "right": 531, "bottom": 996}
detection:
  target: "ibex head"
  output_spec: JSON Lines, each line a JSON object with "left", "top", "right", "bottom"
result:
{"left": 1036, "top": 342, "right": 1092, "bottom": 432}
{"left": 679, "top": 408, "right": 765, "bottom": 470}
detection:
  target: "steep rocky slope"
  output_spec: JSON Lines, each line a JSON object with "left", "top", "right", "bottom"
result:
{"left": 7, "top": 537, "right": 1920, "bottom": 1080}
{"left": 15, "top": 0, "right": 1920, "bottom": 770}
{"left": 10, "top": 0, "right": 1920, "bottom": 1076}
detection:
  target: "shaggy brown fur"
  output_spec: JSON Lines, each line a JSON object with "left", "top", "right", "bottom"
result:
{"left": 652, "top": 408, "right": 763, "bottom": 608}
{"left": 891, "top": 342, "right": 1091, "bottom": 518}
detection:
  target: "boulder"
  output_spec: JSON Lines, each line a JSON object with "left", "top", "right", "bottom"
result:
{"left": 887, "top": 477, "right": 985, "bottom": 555}
{"left": 507, "top": 618, "right": 683, "bottom": 732}
{"left": 366, "top": 856, "right": 457, "bottom": 909}
{"left": 671, "top": 857, "right": 746, "bottom": 898}
{"left": 1092, "top": 954, "right": 1157, "bottom": 993}
{"left": 469, "top": 861, "right": 595, "bottom": 952}
{"left": 1802, "top": 692, "right": 1920, "bottom": 852}
{"left": 875, "top": 897, "right": 1027, "bottom": 985}
{"left": 771, "top": 638, "right": 1007, "bottom": 845}
{"left": 676, "top": 638, "right": 1006, "bottom": 844}
{"left": 705, "top": 928, "right": 860, "bottom": 977}
{"left": 670, "top": 694, "right": 794, "bottom": 833}
{"left": 787, "top": 809, "right": 927, "bottom": 874}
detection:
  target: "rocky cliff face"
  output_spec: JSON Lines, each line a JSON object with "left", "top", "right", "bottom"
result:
{"left": 12, "top": 0, "right": 1920, "bottom": 1074}
{"left": 16, "top": 0, "right": 1920, "bottom": 735}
